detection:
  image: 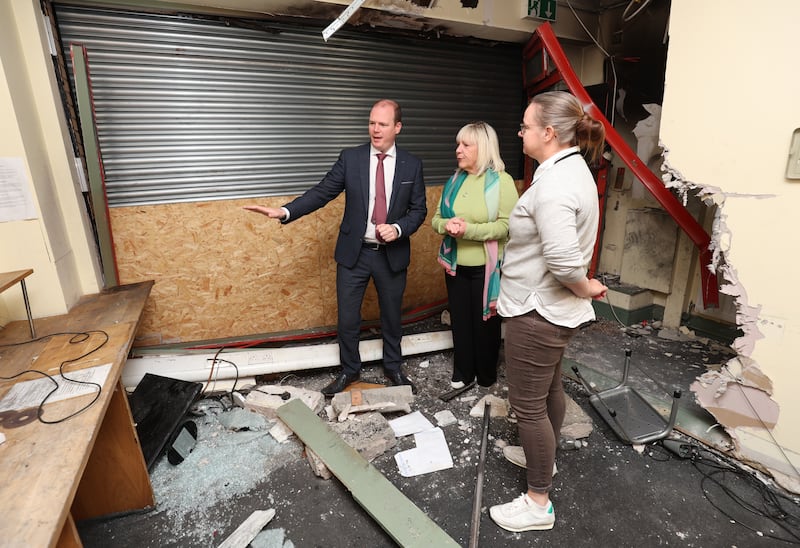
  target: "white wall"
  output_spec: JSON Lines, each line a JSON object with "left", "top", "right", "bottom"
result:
{"left": 0, "top": 0, "right": 101, "bottom": 324}
{"left": 662, "top": 0, "right": 800, "bottom": 490}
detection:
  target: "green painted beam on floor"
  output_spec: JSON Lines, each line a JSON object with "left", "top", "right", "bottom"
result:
{"left": 276, "top": 399, "right": 460, "bottom": 548}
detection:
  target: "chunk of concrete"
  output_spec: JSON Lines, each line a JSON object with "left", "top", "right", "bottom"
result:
{"left": 469, "top": 395, "right": 509, "bottom": 418}
{"left": 305, "top": 412, "right": 397, "bottom": 479}
{"left": 245, "top": 385, "right": 325, "bottom": 420}
{"left": 269, "top": 419, "right": 294, "bottom": 443}
{"left": 434, "top": 409, "right": 457, "bottom": 428}
{"left": 561, "top": 394, "right": 594, "bottom": 440}
{"left": 331, "top": 385, "right": 413, "bottom": 417}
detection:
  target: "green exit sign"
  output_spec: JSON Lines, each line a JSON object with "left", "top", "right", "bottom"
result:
{"left": 528, "top": 0, "right": 557, "bottom": 21}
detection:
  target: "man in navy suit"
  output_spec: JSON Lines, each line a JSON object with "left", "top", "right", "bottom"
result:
{"left": 244, "top": 99, "right": 427, "bottom": 395}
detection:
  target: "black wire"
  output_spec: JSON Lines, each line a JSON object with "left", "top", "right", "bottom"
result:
{"left": 645, "top": 440, "right": 800, "bottom": 544}
{"left": 213, "top": 358, "right": 240, "bottom": 401}
{"left": 0, "top": 330, "right": 109, "bottom": 424}
{"left": 644, "top": 441, "right": 672, "bottom": 462}
{"left": 690, "top": 450, "right": 800, "bottom": 544}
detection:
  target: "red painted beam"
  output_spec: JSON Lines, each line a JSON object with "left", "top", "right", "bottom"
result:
{"left": 527, "top": 23, "right": 719, "bottom": 307}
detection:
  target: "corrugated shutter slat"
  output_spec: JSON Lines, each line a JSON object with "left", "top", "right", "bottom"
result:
{"left": 55, "top": 5, "right": 523, "bottom": 206}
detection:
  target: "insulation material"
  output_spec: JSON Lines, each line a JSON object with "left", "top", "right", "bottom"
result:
{"left": 110, "top": 188, "right": 446, "bottom": 346}
{"left": 632, "top": 104, "right": 662, "bottom": 165}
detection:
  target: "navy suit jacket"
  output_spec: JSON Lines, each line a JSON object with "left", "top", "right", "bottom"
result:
{"left": 283, "top": 143, "right": 427, "bottom": 272}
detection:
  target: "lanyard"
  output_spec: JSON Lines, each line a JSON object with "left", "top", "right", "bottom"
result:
{"left": 554, "top": 150, "right": 582, "bottom": 164}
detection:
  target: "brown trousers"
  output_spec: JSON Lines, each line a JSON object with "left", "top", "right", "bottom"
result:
{"left": 504, "top": 310, "right": 576, "bottom": 494}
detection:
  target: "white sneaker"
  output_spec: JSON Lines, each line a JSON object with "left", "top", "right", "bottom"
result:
{"left": 490, "top": 493, "right": 555, "bottom": 532}
{"left": 502, "top": 446, "right": 557, "bottom": 476}
{"left": 450, "top": 380, "right": 465, "bottom": 389}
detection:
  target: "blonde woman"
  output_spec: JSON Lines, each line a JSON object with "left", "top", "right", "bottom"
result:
{"left": 432, "top": 121, "right": 518, "bottom": 390}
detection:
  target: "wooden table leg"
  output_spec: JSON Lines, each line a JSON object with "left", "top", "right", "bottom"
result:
{"left": 71, "top": 380, "right": 155, "bottom": 521}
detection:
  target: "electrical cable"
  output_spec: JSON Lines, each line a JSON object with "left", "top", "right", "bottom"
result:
{"left": 564, "top": 0, "right": 619, "bottom": 127}
{"left": 0, "top": 330, "right": 109, "bottom": 424}
{"left": 691, "top": 449, "right": 800, "bottom": 544}
{"left": 200, "top": 345, "right": 244, "bottom": 410}
{"left": 644, "top": 439, "right": 800, "bottom": 543}
{"left": 622, "top": 0, "right": 654, "bottom": 23}
{"left": 213, "top": 358, "right": 240, "bottom": 403}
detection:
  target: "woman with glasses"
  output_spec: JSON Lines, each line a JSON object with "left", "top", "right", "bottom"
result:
{"left": 432, "top": 121, "right": 518, "bottom": 391}
{"left": 490, "top": 91, "right": 607, "bottom": 533}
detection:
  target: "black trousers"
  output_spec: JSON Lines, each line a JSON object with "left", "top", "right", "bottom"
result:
{"left": 445, "top": 265, "right": 501, "bottom": 386}
{"left": 337, "top": 245, "right": 406, "bottom": 377}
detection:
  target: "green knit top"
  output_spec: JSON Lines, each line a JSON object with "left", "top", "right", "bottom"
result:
{"left": 431, "top": 171, "right": 519, "bottom": 267}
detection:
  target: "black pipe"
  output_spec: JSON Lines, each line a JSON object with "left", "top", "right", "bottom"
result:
{"left": 469, "top": 401, "right": 491, "bottom": 548}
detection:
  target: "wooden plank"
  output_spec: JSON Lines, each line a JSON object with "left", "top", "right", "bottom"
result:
{"left": 218, "top": 509, "right": 275, "bottom": 548}
{"left": 72, "top": 380, "right": 155, "bottom": 520}
{"left": 276, "top": 399, "right": 460, "bottom": 548}
{"left": 55, "top": 514, "right": 82, "bottom": 548}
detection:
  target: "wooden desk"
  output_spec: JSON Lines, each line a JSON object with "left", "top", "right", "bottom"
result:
{"left": 0, "top": 282, "right": 155, "bottom": 548}
{"left": 0, "top": 269, "right": 35, "bottom": 338}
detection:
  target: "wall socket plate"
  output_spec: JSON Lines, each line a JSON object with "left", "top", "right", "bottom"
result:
{"left": 787, "top": 128, "right": 800, "bottom": 179}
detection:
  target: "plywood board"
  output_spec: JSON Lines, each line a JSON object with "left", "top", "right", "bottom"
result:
{"left": 110, "top": 188, "right": 446, "bottom": 345}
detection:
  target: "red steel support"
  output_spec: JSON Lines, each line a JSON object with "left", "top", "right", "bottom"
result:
{"left": 524, "top": 23, "right": 719, "bottom": 308}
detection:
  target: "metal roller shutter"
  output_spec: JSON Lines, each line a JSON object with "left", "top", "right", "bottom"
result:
{"left": 54, "top": 4, "right": 524, "bottom": 207}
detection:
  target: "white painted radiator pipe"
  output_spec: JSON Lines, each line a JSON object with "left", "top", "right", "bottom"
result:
{"left": 121, "top": 330, "right": 453, "bottom": 388}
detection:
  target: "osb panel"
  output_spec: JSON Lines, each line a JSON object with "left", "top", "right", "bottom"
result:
{"left": 110, "top": 186, "right": 446, "bottom": 346}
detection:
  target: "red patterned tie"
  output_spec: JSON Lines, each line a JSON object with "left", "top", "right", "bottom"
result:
{"left": 372, "top": 153, "right": 388, "bottom": 239}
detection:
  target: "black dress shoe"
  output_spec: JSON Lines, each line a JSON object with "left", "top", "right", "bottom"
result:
{"left": 385, "top": 370, "right": 417, "bottom": 395}
{"left": 321, "top": 372, "right": 360, "bottom": 396}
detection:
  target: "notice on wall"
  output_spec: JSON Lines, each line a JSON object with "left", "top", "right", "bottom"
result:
{"left": 0, "top": 157, "right": 37, "bottom": 222}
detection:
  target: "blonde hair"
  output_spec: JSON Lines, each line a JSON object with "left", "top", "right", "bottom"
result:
{"left": 455, "top": 121, "right": 506, "bottom": 175}
{"left": 530, "top": 91, "right": 605, "bottom": 163}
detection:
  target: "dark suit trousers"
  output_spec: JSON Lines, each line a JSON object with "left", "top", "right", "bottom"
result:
{"left": 336, "top": 245, "right": 406, "bottom": 376}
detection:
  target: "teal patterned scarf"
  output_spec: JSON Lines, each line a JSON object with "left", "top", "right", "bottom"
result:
{"left": 437, "top": 169, "right": 501, "bottom": 320}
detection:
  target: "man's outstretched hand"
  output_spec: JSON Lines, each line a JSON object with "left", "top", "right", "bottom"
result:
{"left": 243, "top": 205, "right": 286, "bottom": 220}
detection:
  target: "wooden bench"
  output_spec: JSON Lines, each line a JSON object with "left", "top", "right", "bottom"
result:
{"left": 0, "top": 281, "right": 155, "bottom": 547}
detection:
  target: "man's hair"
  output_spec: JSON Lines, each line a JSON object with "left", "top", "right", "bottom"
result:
{"left": 373, "top": 99, "right": 402, "bottom": 124}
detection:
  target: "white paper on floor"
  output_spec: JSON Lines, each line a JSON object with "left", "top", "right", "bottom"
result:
{"left": 394, "top": 427, "right": 454, "bottom": 477}
{"left": 388, "top": 410, "right": 434, "bottom": 437}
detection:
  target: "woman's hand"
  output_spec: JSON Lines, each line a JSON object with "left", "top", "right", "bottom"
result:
{"left": 445, "top": 217, "right": 467, "bottom": 238}
{"left": 564, "top": 277, "right": 608, "bottom": 299}
{"left": 587, "top": 278, "right": 608, "bottom": 300}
